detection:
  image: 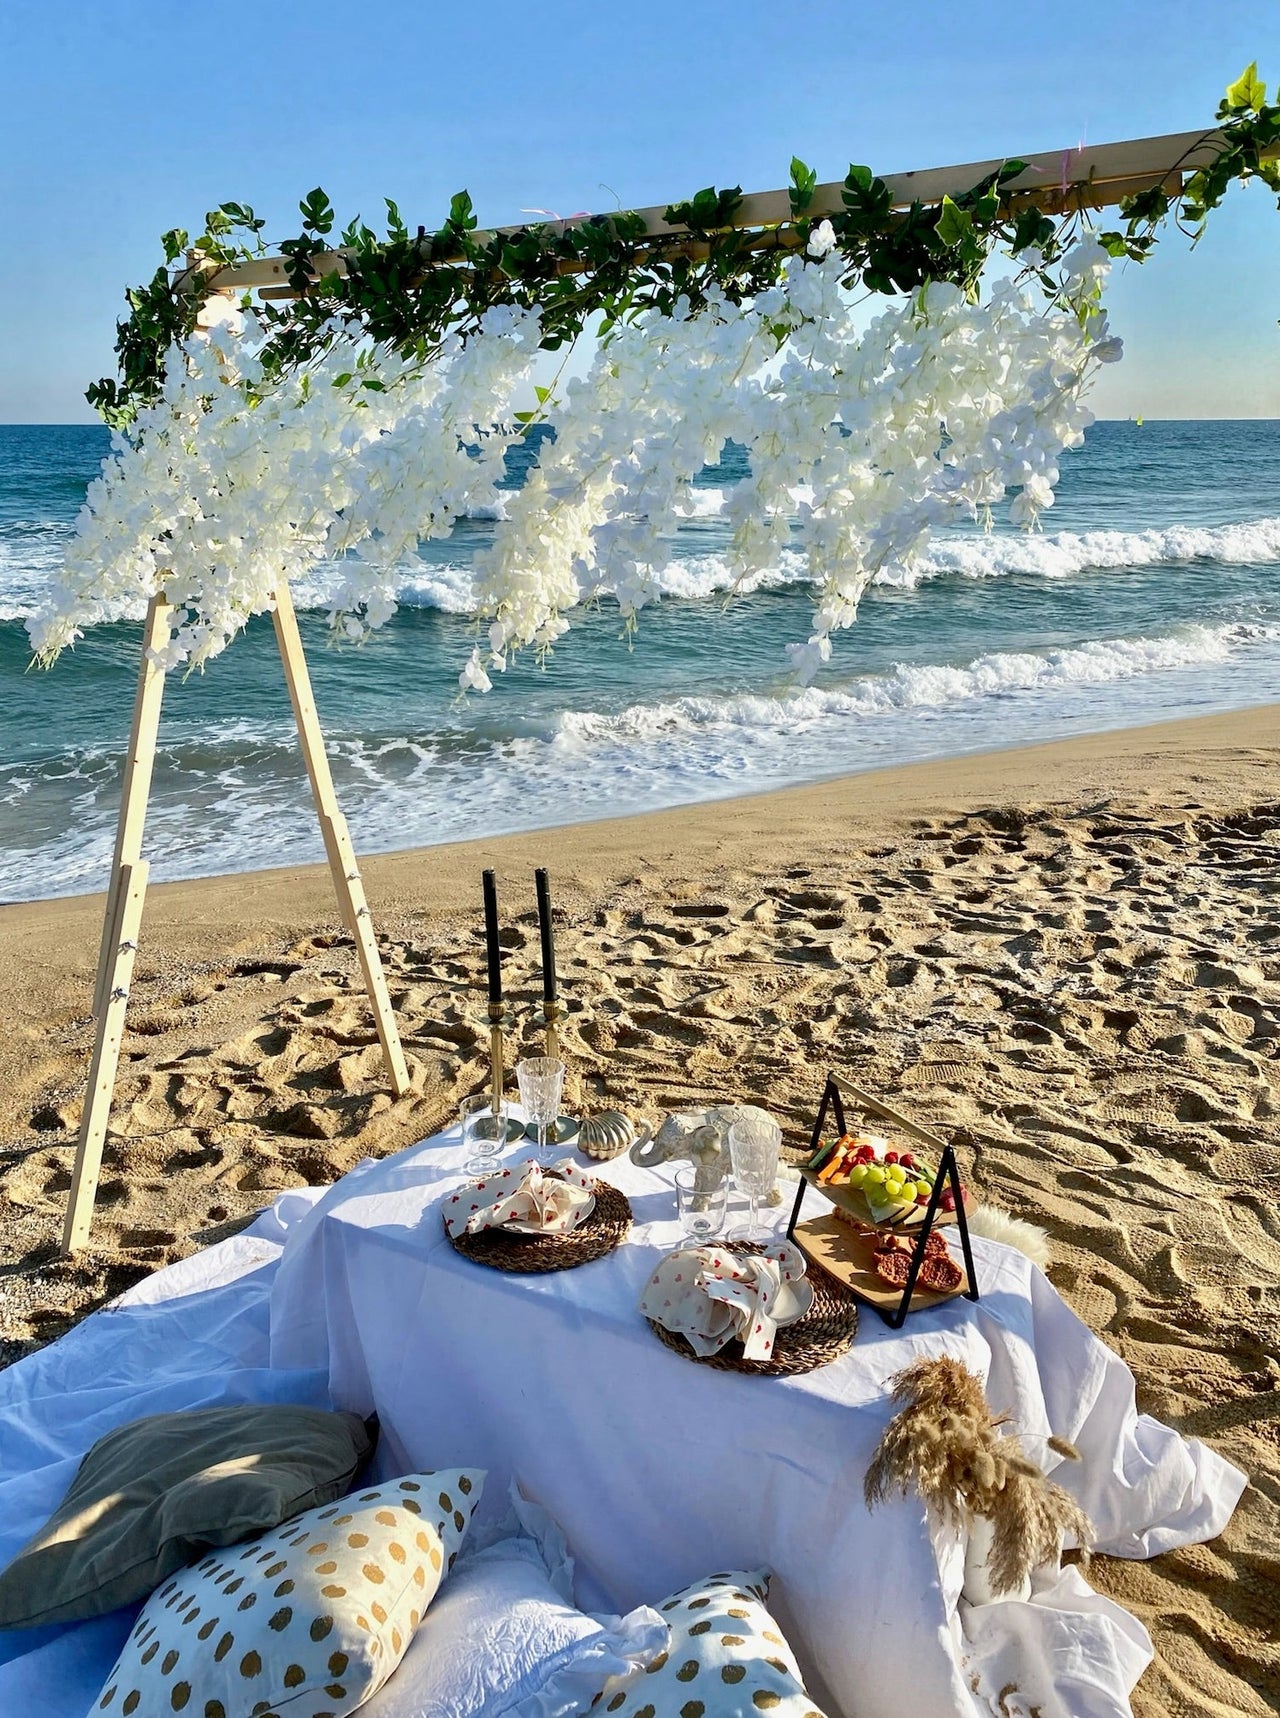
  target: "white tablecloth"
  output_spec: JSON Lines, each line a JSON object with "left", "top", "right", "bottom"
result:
{"left": 263, "top": 1130, "right": 1245, "bottom": 1718}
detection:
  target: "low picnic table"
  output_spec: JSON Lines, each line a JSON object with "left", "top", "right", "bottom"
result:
{"left": 259, "top": 1124, "right": 1243, "bottom": 1718}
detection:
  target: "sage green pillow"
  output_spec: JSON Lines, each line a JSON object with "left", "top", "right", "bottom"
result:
{"left": 0, "top": 1403, "right": 375, "bottom": 1630}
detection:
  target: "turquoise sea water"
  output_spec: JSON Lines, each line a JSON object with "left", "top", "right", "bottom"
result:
{"left": 1, "top": 420, "right": 1278, "bottom": 903}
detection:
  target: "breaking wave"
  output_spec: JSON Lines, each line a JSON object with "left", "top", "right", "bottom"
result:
{"left": 555, "top": 621, "right": 1280, "bottom": 746}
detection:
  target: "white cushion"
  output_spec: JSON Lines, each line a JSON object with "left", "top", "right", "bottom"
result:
{"left": 363, "top": 1533, "right": 665, "bottom": 1718}
{"left": 94, "top": 1469, "right": 483, "bottom": 1717}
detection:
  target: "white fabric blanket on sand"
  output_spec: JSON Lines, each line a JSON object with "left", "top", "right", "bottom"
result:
{"left": 0, "top": 1128, "right": 1245, "bottom": 1718}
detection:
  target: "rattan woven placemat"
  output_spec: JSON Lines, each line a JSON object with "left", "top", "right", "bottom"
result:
{"left": 445, "top": 1176, "right": 632, "bottom": 1273}
{"left": 646, "top": 1243, "right": 858, "bottom": 1376}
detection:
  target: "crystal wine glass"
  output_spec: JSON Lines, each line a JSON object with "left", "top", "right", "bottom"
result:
{"left": 460, "top": 1092, "right": 507, "bottom": 1176}
{"left": 727, "top": 1114, "right": 781, "bottom": 1243}
{"left": 515, "top": 1056, "right": 566, "bottom": 1167}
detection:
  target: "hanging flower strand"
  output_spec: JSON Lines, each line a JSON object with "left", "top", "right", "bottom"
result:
{"left": 466, "top": 229, "right": 1120, "bottom": 689}
{"left": 28, "top": 303, "right": 544, "bottom": 668}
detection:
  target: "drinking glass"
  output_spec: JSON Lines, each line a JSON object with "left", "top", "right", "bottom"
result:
{"left": 516, "top": 1056, "right": 566, "bottom": 1167}
{"left": 727, "top": 1114, "right": 781, "bottom": 1243}
{"left": 675, "top": 1166, "right": 727, "bottom": 1245}
{"left": 460, "top": 1093, "right": 507, "bottom": 1176}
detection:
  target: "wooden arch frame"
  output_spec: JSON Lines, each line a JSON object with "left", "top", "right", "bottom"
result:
{"left": 63, "top": 121, "right": 1276, "bottom": 1251}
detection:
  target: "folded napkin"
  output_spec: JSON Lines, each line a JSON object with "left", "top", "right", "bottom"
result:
{"left": 639, "top": 1241, "right": 814, "bottom": 1363}
{"left": 443, "top": 1160, "right": 596, "bottom": 1239}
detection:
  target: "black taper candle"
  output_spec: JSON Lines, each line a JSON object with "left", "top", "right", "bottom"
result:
{"left": 482, "top": 869, "right": 502, "bottom": 1003}
{"left": 535, "top": 868, "right": 557, "bottom": 1003}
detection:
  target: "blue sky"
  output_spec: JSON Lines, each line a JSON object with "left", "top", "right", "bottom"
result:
{"left": 1, "top": 0, "right": 1277, "bottom": 422}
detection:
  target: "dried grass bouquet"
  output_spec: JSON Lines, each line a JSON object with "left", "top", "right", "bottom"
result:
{"left": 864, "top": 1356, "right": 1093, "bottom": 1595}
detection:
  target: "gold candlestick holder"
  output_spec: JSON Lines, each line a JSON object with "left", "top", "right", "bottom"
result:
{"left": 542, "top": 996, "right": 561, "bottom": 1061}
{"left": 488, "top": 1001, "right": 528, "bottom": 1142}
{"left": 524, "top": 997, "right": 579, "bottom": 1146}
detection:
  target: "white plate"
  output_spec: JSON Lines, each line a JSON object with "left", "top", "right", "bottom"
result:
{"left": 772, "top": 1275, "right": 815, "bottom": 1326}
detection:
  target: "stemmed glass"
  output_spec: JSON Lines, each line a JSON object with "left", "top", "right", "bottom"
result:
{"left": 727, "top": 1114, "right": 781, "bottom": 1243}
{"left": 460, "top": 1092, "right": 508, "bottom": 1177}
{"left": 516, "top": 1057, "right": 566, "bottom": 1168}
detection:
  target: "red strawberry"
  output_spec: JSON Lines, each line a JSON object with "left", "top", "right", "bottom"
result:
{"left": 900, "top": 1153, "right": 916, "bottom": 1170}
{"left": 885, "top": 1151, "right": 899, "bottom": 1166}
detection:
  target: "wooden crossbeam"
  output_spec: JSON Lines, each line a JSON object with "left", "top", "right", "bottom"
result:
{"left": 188, "top": 125, "right": 1235, "bottom": 296}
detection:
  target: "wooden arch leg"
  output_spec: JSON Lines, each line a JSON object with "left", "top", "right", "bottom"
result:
{"left": 63, "top": 596, "right": 171, "bottom": 1254}
{"left": 271, "top": 584, "right": 411, "bottom": 1097}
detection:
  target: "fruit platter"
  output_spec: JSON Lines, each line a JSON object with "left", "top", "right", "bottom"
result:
{"left": 805, "top": 1130, "right": 970, "bottom": 1230}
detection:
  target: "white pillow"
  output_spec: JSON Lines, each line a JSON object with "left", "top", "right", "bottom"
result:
{"left": 94, "top": 1470, "right": 483, "bottom": 1718}
{"left": 363, "top": 1533, "right": 664, "bottom": 1718}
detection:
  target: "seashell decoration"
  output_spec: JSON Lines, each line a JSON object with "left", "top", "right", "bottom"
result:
{"left": 576, "top": 1110, "right": 638, "bottom": 1160}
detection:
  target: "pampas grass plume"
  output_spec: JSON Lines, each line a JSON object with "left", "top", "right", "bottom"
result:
{"left": 864, "top": 1357, "right": 1092, "bottom": 1595}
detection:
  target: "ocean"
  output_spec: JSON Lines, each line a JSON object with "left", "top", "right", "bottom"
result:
{"left": 1, "top": 419, "right": 1278, "bottom": 904}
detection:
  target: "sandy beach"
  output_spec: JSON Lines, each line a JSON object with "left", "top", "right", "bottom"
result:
{"left": 1, "top": 704, "right": 1277, "bottom": 1715}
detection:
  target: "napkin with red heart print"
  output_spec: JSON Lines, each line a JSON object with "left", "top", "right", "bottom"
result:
{"left": 443, "top": 1160, "right": 596, "bottom": 1238}
{"left": 639, "top": 1241, "right": 814, "bottom": 1362}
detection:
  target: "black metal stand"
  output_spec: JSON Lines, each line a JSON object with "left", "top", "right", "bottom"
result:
{"left": 786, "top": 1072, "right": 980, "bottom": 1329}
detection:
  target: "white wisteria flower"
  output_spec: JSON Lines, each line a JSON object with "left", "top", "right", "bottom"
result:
{"left": 28, "top": 303, "right": 543, "bottom": 668}
{"left": 33, "top": 235, "right": 1120, "bottom": 698}
{"left": 470, "top": 238, "right": 1120, "bottom": 686}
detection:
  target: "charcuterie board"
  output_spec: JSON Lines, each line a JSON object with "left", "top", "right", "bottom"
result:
{"left": 791, "top": 1211, "right": 971, "bottom": 1313}
{"left": 785, "top": 1072, "right": 979, "bottom": 1327}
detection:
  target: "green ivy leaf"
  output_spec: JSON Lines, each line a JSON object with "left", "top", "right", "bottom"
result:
{"left": 934, "top": 195, "right": 972, "bottom": 247}
{"left": 448, "top": 190, "right": 477, "bottom": 232}
{"left": 664, "top": 185, "right": 743, "bottom": 232}
{"left": 341, "top": 216, "right": 378, "bottom": 249}
{"left": 218, "top": 201, "right": 262, "bottom": 231}
{"left": 1225, "top": 61, "right": 1266, "bottom": 112}
{"left": 841, "top": 165, "right": 892, "bottom": 223}
{"left": 1009, "top": 207, "right": 1056, "bottom": 253}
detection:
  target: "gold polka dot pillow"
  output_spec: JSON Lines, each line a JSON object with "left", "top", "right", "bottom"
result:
{"left": 587, "top": 1571, "right": 828, "bottom": 1718}
{"left": 94, "top": 1469, "right": 484, "bottom": 1718}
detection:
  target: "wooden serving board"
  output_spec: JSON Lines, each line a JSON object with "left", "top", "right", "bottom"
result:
{"left": 794, "top": 1212, "right": 970, "bottom": 1312}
